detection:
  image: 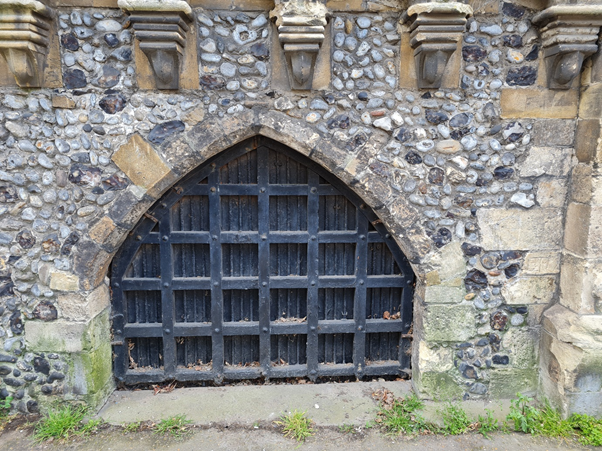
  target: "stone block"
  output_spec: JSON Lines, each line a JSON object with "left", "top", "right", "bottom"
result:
{"left": 500, "top": 88, "right": 579, "bottom": 119}
{"left": 418, "top": 341, "right": 453, "bottom": 372}
{"left": 326, "top": 0, "right": 364, "bottom": 11}
{"left": 540, "top": 306, "right": 602, "bottom": 416}
{"left": 72, "top": 240, "right": 111, "bottom": 290}
{"left": 522, "top": 251, "right": 560, "bottom": 275}
{"left": 477, "top": 208, "right": 563, "bottom": 250}
{"left": 468, "top": 0, "right": 500, "bottom": 14}
{"left": 49, "top": 272, "right": 79, "bottom": 292}
{"left": 502, "top": 276, "right": 557, "bottom": 305}
{"left": 423, "top": 304, "right": 476, "bottom": 342}
{"left": 566, "top": 391, "right": 602, "bottom": 417}
{"left": 489, "top": 368, "right": 538, "bottom": 398}
{"left": 579, "top": 83, "right": 602, "bottom": 119}
{"left": 586, "top": 206, "right": 602, "bottom": 254}
{"left": 575, "top": 119, "right": 600, "bottom": 163}
{"left": 502, "top": 328, "right": 539, "bottom": 369}
{"left": 25, "top": 320, "right": 87, "bottom": 353}
{"left": 520, "top": 147, "right": 572, "bottom": 178}
{"left": 571, "top": 164, "right": 593, "bottom": 204}
{"left": 415, "top": 371, "right": 464, "bottom": 400}
{"left": 112, "top": 134, "right": 173, "bottom": 191}
{"left": 25, "top": 307, "right": 110, "bottom": 354}
{"left": 89, "top": 215, "right": 117, "bottom": 245}
{"left": 51, "top": 95, "right": 75, "bottom": 109}
{"left": 57, "top": 283, "right": 110, "bottom": 322}
{"left": 531, "top": 120, "right": 576, "bottom": 147}
{"left": 424, "top": 285, "right": 465, "bottom": 304}
{"left": 428, "top": 241, "right": 467, "bottom": 282}
{"left": 563, "top": 202, "right": 591, "bottom": 256}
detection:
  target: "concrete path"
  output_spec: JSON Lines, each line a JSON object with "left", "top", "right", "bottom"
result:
{"left": 97, "top": 381, "right": 513, "bottom": 427}
{"left": 1, "top": 383, "right": 594, "bottom": 450}
{"left": 98, "top": 381, "right": 414, "bottom": 426}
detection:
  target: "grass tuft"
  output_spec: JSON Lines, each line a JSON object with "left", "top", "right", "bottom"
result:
{"left": 375, "top": 392, "right": 433, "bottom": 436}
{"left": 274, "top": 410, "right": 314, "bottom": 442}
{"left": 154, "top": 414, "right": 193, "bottom": 439}
{"left": 122, "top": 421, "right": 142, "bottom": 433}
{"left": 34, "top": 405, "right": 101, "bottom": 442}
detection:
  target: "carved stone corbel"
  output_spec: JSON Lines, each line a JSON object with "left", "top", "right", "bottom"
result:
{"left": 0, "top": 0, "right": 53, "bottom": 88}
{"left": 533, "top": 5, "right": 602, "bottom": 90}
{"left": 270, "top": 0, "right": 328, "bottom": 91}
{"left": 403, "top": 2, "right": 472, "bottom": 89}
{"left": 118, "top": 0, "right": 192, "bottom": 90}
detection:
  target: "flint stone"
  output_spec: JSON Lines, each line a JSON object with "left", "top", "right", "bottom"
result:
{"left": 94, "top": 65, "right": 120, "bottom": 88}
{"left": 506, "top": 66, "right": 537, "bottom": 86}
{"left": 99, "top": 93, "right": 127, "bottom": 114}
{"left": 63, "top": 69, "right": 87, "bottom": 89}
{"left": 148, "top": 121, "right": 186, "bottom": 145}
{"left": 61, "top": 33, "right": 79, "bottom": 51}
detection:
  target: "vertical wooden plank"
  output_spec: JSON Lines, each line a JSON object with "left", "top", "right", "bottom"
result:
{"left": 307, "top": 171, "right": 319, "bottom": 379}
{"left": 257, "top": 145, "right": 271, "bottom": 378}
{"left": 159, "top": 212, "right": 175, "bottom": 377}
{"left": 354, "top": 207, "right": 368, "bottom": 379}
{"left": 209, "top": 168, "right": 224, "bottom": 381}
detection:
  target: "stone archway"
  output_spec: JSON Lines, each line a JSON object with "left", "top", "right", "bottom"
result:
{"left": 28, "top": 110, "right": 430, "bottom": 407}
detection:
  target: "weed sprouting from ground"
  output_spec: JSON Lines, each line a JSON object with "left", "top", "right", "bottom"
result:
{"left": 34, "top": 405, "right": 101, "bottom": 442}
{"left": 339, "top": 423, "right": 355, "bottom": 434}
{"left": 373, "top": 390, "right": 433, "bottom": 436}
{"left": 507, "top": 392, "right": 602, "bottom": 445}
{"left": 570, "top": 414, "right": 602, "bottom": 446}
{"left": 507, "top": 393, "right": 545, "bottom": 434}
{"left": 274, "top": 410, "right": 314, "bottom": 442}
{"left": 476, "top": 409, "right": 499, "bottom": 439}
{"left": 440, "top": 402, "right": 471, "bottom": 435}
{"left": 122, "top": 421, "right": 142, "bottom": 433}
{"left": 154, "top": 414, "right": 193, "bottom": 439}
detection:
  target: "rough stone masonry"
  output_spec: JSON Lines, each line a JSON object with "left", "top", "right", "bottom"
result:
{"left": 0, "top": 0, "right": 601, "bottom": 418}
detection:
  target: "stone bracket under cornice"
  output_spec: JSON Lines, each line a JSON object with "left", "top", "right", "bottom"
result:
{"left": 118, "top": 0, "right": 193, "bottom": 90}
{"left": 0, "top": 0, "right": 54, "bottom": 88}
{"left": 533, "top": 5, "right": 602, "bottom": 90}
{"left": 403, "top": 2, "right": 472, "bottom": 89}
{"left": 270, "top": 0, "right": 328, "bottom": 91}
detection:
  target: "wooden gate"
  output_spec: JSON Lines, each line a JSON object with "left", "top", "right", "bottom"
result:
{"left": 110, "top": 137, "right": 415, "bottom": 384}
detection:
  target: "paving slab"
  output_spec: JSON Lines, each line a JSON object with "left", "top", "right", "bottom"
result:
{"left": 98, "top": 381, "right": 414, "bottom": 426}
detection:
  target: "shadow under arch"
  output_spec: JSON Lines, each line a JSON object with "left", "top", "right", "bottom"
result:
{"left": 108, "top": 135, "right": 417, "bottom": 384}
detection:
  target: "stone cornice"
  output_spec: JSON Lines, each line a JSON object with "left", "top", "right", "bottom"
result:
{"left": 270, "top": 0, "right": 328, "bottom": 91}
{"left": 117, "top": 0, "right": 192, "bottom": 19}
{"left": 119, "top": 0, "right": 193, "bottom": 90}
{"left": 407, "top": 2, "right": 473, "bottom": 18}
{"left": 402, "top": 2, "right": 472, "bottom": 89}
{"left": 0, "top": 0, "right": 54, "bottom": 87}
{"left": 533, "top": 4, "right": 602, "bottom": 89}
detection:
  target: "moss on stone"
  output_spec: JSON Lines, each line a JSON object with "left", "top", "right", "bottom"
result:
{"left": 489, "top": 368, "right": 538, "bottom": 398}
{"left": 416, "top": 371, "right": 465, "bottom": 400}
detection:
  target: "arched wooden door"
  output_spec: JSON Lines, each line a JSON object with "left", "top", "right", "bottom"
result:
{"left": 110, "top": 137, "right": 415, "bottom": 384}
